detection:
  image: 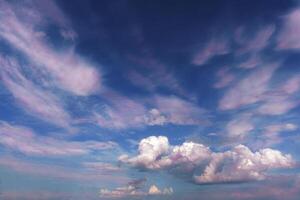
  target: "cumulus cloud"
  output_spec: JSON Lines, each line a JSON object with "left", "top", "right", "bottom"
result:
{"left": 99, "top": 185, "right": 173, "bottom": 198}
{"left": 0, "top": 121, "right": 117, "bottom": 156}
{"left": 194, "top": 145, "right": 293, "bottom": 183}
{"left": 120, "top": 136, "right": 295, "bottom": 184}
{"left": 0, "top": 0, "right": 101, "bottom": 96}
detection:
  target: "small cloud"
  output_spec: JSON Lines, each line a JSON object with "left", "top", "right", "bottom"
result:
{"left": 213, "top": 67, "right": 235, "bottom": 89}
{"left": 99, "top": 180, "right": 173, "bottom": 198}
{"left": 192, "top": 38, "right": 229, "bottom": 66}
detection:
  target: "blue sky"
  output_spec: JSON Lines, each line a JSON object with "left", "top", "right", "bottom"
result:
{"left": 1, "top": 0, "right": 300, "bottom": 199}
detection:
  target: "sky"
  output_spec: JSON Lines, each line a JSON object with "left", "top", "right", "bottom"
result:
{"left": 1, "top": 0, "right": 300, "bottom": 199}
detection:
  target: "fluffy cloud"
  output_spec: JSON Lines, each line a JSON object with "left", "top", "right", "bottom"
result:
{"left": 119, "top": 136, "right": 211, "bottom": 171}
{"left": 0, "top": 0, "right": 101, "bottom": 96}
{"left": 99, "top": 185, "right": 173, "bottom": 198}
{"left": 120, "top": 136, "right": 295, "bottom": 184}
{"left": 99, "top": 178, "right": 173, "bottom": 198}
{"left": 194, "top": 145, "right": 293, "bottom": 183}
{"left": 0, "top": 121, "right": 117, "bottom": 156}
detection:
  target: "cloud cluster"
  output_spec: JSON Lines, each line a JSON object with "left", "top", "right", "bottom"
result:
{"left": 0, "top": 121, "right": 117, "bottom": 156}
{"left": 120, "top": 136, "right": 295, "bottom": 184}
{"left": 99, "top": 184, "right": 173, "bottom": 198}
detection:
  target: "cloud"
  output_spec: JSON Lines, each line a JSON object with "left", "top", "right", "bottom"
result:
{"left": 226, "top": 115, "right": 254, "bottom": 138}
{"left": 151, "top": 95, "right": 208, "bottom": 125}
{"left": 99, "top": 183, "right": 173, "bottom": 198}
{"left": 238, "top": 53, "right": 262, "bottom": 69}
{"left": 213, "top": 67, "right": 235, "bottom": 89}
{"left": 192, "top": 38, "right": 229, "bottom": 66}
{"left": 264, "top": 123, "right": 298, "bottom": 136}
{"left": 0, "top": 0, "right": 101, "bottom": 96}
{"left": 0, "top": 156, "right": 128, "bottom": 183}
{"left": 257, "top": 98, "right": 297, "bottom": 115}
{"left": 120, "top": 136, "right": 295, "bottom": 184}
{"left": 0, "top": 121, "right": 117, "bottom": 156}
{"left": 194, "top": 145, "right": 293, "bottom": 183}
{"left": 95, "top": 92, "right": 208, "bottom": 129}
{"left": 260, "top": 123, "right": 298, "bottom": 145}
{"left": 83, "top": 162, "right": 122, "bottom": 172}
{"left": 99, "top": 177, "right": 172, "bottom": 198}
{"left": 277, "top": 9, "right": 300, "bottom": 50}
{"left": 257, "top": 75, "right": 300, "bottom": 116}
{"left": 236, "top": 25, "right": 275, "bottom": 53}
{"left": 0, "top": 56, "right": 72, "bottom": 128}
{"left": 219, "top": 64, "right": 278, "bottom": 110}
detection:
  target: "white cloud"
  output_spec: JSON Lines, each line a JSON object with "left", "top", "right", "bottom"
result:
{"left": 96, "top": 93, "right": 207, "bottom": 129}
{"left": 277, "top": 9, "right": 300, "bottom": 50}
{"left": 0, "top": 156, "right": 127, "bottom": 183}
{"left": 194, "top": 144, "right": 294, "bottom": 183}
{"left": 226, "top": 115, "right": 254, "bottom": 138}
{"left": 192, "top": 38, "right": 229, "bottom": 66}
{"left": 0, "top": 121, "right": 117, "bottom": 156}
{"left": 213, "top": 67, "right": 235, "bottom": 89}
{"left": 264, "top": 123, "right": 298, "bottom": 136}
{"left": 258, "top": 99, "right": 297, "bottom": 115}
{"left": 236, "top": 25, "right": 275, "bottom": 53}
{"left": 219, "top": 64, "right": 278, "bottom": 110}
{"left": 0, "top": 56, "right": 71, "bottom": 128}
{"left": 121, "top": 136, "right": 295, "bottom": 184}
{"left": 99, "top": 183, "right": 173, "bottom": 198}
{"left": 0, "top": 0, "right": 101, "bottom": 96}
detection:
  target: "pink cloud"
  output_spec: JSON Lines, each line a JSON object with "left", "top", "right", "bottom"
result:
{"left": 238, "top": 53, "right": 262, "bottom": 69}
{"left": 0, "top": 0, "right": 101, "bottom": 96}
{"left": 192, "top": 38, "right": 229, "bottom": 66}
{"left": 219, "top": 64, "right": 278, "bottom": 110}
{"left": 0, "top": 121, "right": 117, "bottom": 156}
{"left": 226, "top": 114, "right": 254, "bottom": 138}
{"left": 0, "top": 56, "right": 71, "bottom": 128}
{"left": 236, "top": 25, "right": 275, "bottom": 53}
{"left": 277, "top": 9, "right": 300, "bottom": 50}
{"left": 213, "top": 67, "right": 235, "bottom": 89}
{"left": 0, "top": 156, "right": 128, "bottom": 184}
{"left": 95, "top": 91, "right": 208, "bottom": 129}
